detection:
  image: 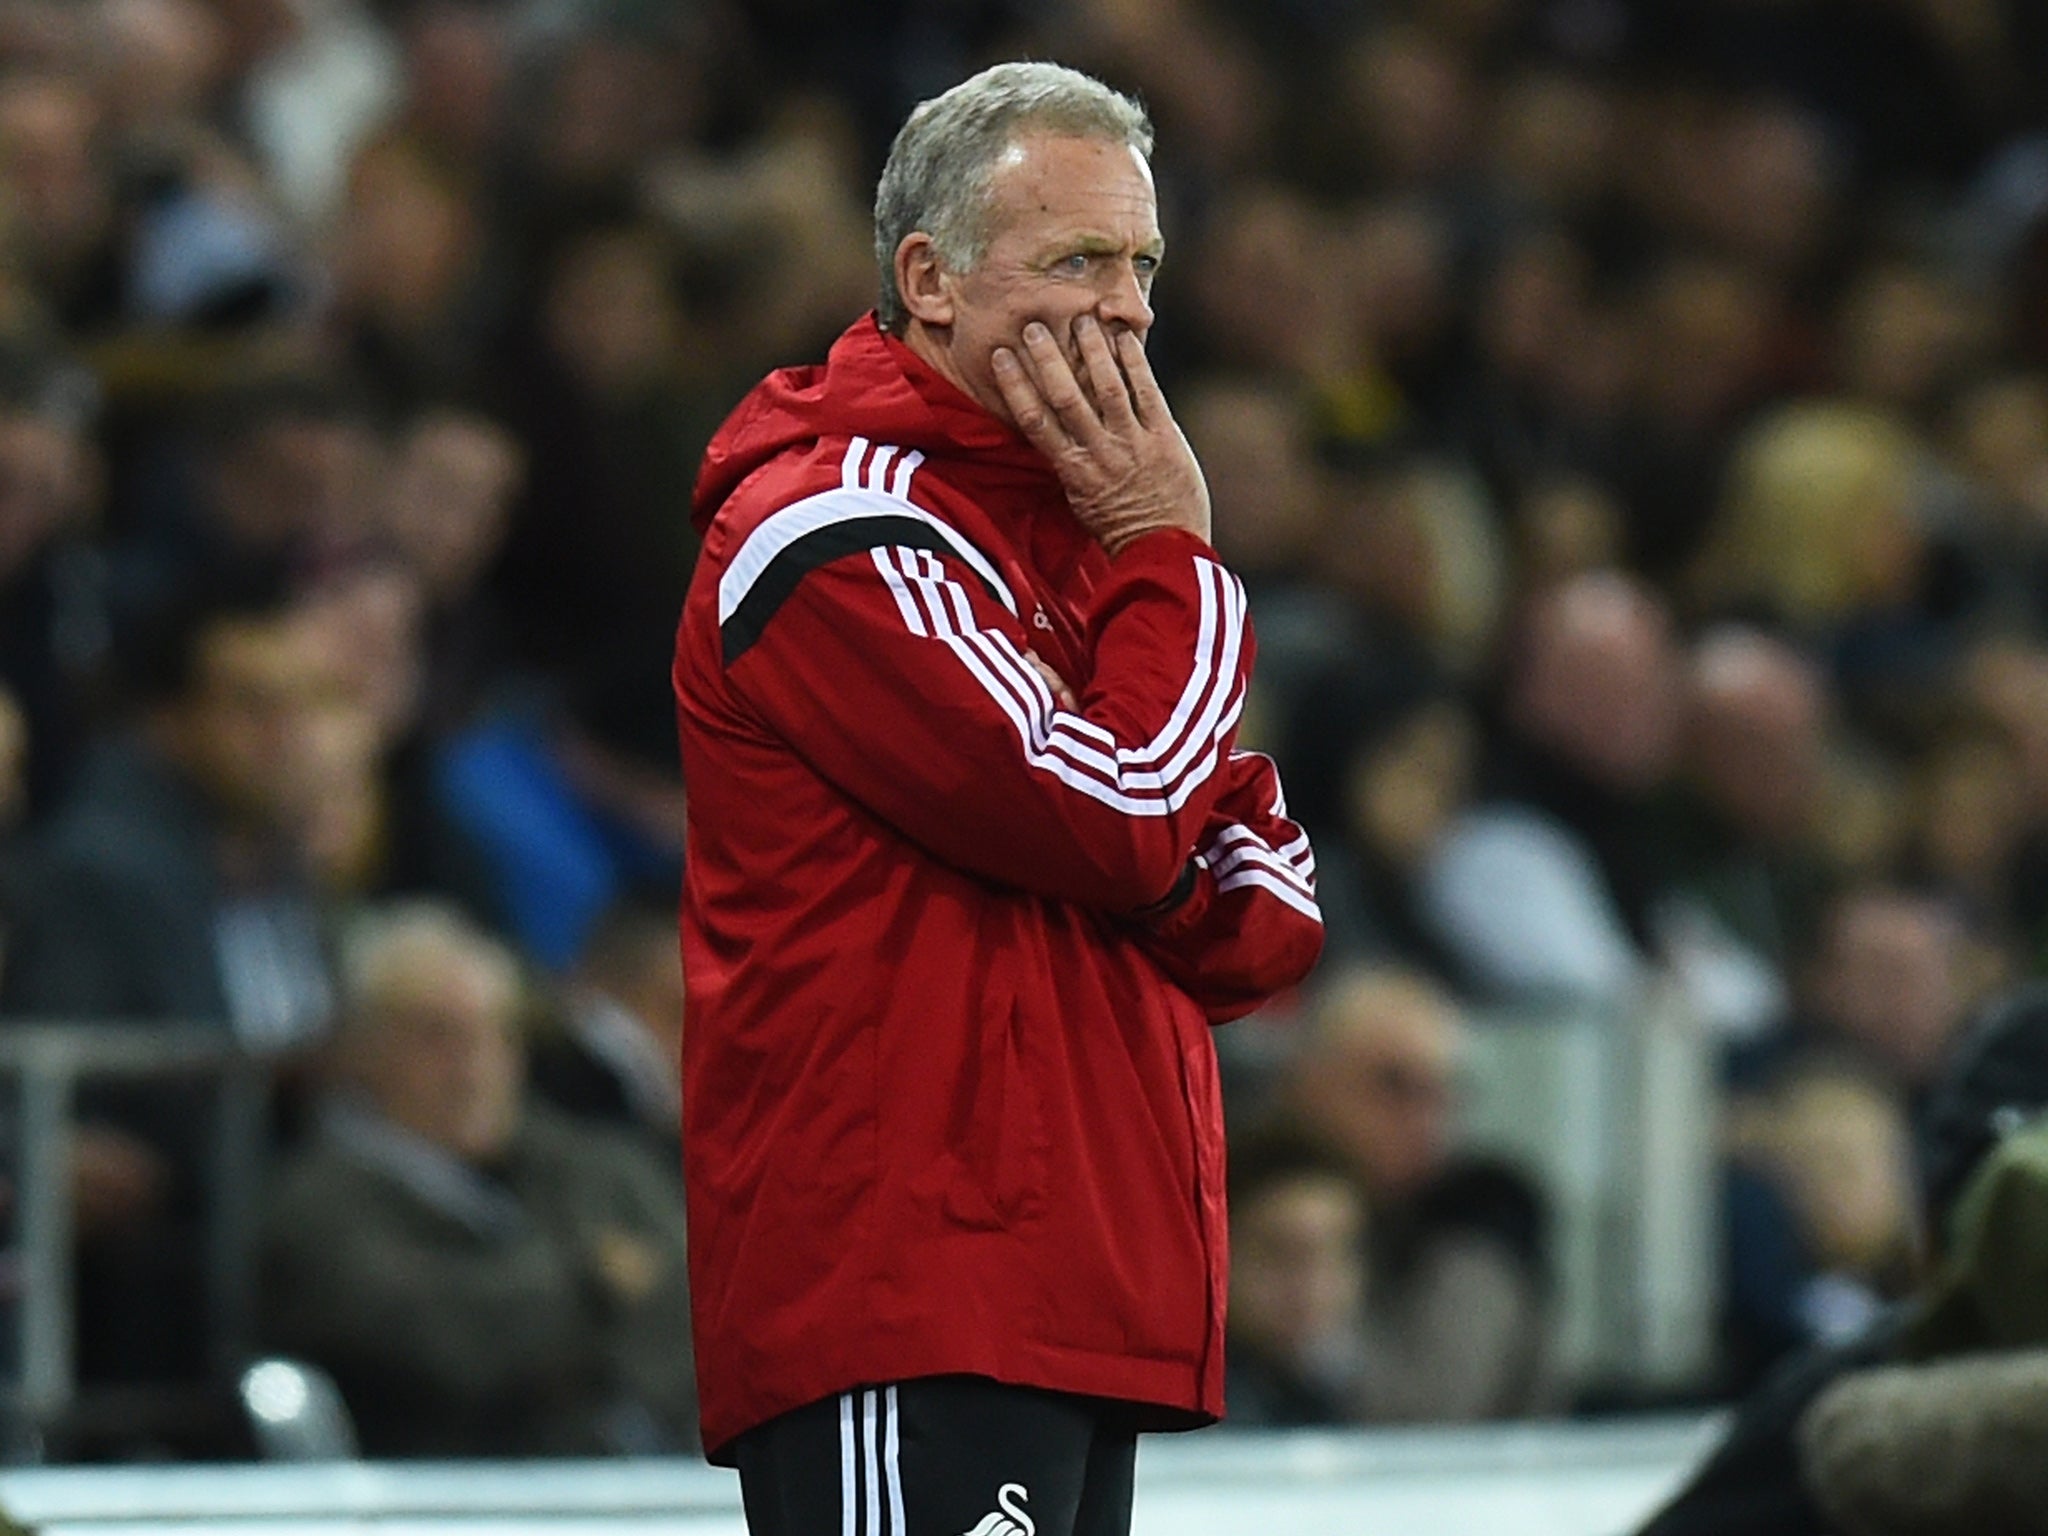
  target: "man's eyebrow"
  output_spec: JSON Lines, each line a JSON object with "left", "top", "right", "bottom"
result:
{"left": 1040, "top": 233, "right": 1168, "bottom": 260}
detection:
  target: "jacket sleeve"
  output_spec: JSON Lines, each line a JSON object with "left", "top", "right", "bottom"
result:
{"left": 1131, "top": 749, "right": 1324, "bottom": 1022}
{"left": 714, "top": 492, "right": 1248, "bottom": 911}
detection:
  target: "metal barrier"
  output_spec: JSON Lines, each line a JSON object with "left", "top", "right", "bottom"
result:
{"left": 0, "top": 1007, "right": 1726, "bottom": 1462}
{"left": 1460, "top": 994, "right": 1722, "bottom": 1394}
{"left": 0, "top": 1024, "right": 267, "bottom": 1448}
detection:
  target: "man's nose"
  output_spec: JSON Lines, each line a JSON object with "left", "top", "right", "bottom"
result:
{"left": 1097, "top": 263, "right": 1154, "bottom": 335}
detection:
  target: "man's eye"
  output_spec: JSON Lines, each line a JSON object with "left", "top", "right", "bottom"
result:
{"left": 1135, "top": 255, "right": 1160, "bottom": 275}
{"left": 1059, "top": 254, "right": 1090, "bottom": 273}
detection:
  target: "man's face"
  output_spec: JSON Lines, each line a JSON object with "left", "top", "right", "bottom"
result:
{"left": 1297, "top": 997, "right": 1463, "bottom": 1203}
{"left": 930, "top": 133, "right": 1163, "bottom": 423}
{"left": 0, "top": 410, "right": 85, "bottom": 581}
{"left": 178, "top": 617, "right": 346, "bottom": 830}
{"left": 1813, "top": 895, "right": 1964, "bottom": 1084}
{"left": 361, "top": 950, "right": 524, "bottom": 1163}
{"left": 1228, "top": 1172, "right": 1365, "bottom": 1363}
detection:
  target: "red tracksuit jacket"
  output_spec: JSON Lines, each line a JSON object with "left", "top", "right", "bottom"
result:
{"left": 674, "top": 314, "right": 1324, "bottom": 1462}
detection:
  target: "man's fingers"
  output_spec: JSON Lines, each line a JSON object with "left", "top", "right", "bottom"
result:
{"left": 1074, "top": 316, "right": 1138, "bottom": 429}
{"left": 1019, "top": 321, "right": 1105, "bottom": 445}
{"left": 1116, "top": 329, "right": 1167, "bottom": 428}
{"left": 1023, "top": 648, "right": 1077, "bottom": 710}
{"left": 991, "top": 346, "right": 1073, "bottom": 455}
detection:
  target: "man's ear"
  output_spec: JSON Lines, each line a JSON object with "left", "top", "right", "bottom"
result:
{"left": 895, "top": 233, "right": 956, "bottom": 328}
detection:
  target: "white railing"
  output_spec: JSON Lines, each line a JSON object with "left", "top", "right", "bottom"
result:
{"left": 0, "top": 1416, "right": 1723, "bottom": 1535}
{"left": 0, "top": 1024, "right": 267, "bottom": 1442}
{"left": 1460, "top": 992, "right": 1722, "bottom": 1394}
{"left": 0, "top": 1003, "right": 1726, "bottom": 1465}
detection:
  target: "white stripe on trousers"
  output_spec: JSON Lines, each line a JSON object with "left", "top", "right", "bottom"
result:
{"left": 884, "top": 1386, "right": 906, "bottom": 1533}
{"left": 839, "top": 1394, "right": 857, "bottom": 1536}
{"left": 839, "top": 1387, "right": 905, "bottom": 1534}
{"left": 864, "top": 1391, "right": 881, "bottom": 1536}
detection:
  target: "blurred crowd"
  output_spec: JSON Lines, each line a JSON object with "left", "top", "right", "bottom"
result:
{"left": 0, "top": 0, "right": 2045, "bottom": 1468}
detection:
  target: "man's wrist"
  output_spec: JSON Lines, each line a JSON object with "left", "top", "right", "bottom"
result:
{"left": 1103, "top": 523, "right": 1212, "bottom": 559}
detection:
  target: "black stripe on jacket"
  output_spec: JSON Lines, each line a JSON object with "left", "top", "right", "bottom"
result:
{"left": 722, "top": 514, "right": 1005, "bottom": 665}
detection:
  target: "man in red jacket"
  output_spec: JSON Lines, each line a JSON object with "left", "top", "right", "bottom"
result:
{"left": 675, "top": 60, "right": 1324, "bottom": 1536}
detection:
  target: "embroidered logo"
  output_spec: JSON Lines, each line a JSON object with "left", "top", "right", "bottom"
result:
{"left": 962, "top": 1482, "right": 1034, "bottom": 1536}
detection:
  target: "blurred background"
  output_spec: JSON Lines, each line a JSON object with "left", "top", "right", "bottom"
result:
{"left": 0, "top": 0, "right": 2044, "bottom": 1497}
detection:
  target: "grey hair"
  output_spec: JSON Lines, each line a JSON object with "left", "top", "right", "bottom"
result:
{"left": 339, "top": 898, "right": 522, "bottom": 1031}
{"left": 873, "top": 62, "right": 1153, "bottom": 333}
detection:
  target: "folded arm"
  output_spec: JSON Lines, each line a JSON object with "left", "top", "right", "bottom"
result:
{"left": 717, "top": 484, "right": 1247, "bottom": 910}
{"left": 1132, "top": 748, "right": 1324, "bottom": 1021}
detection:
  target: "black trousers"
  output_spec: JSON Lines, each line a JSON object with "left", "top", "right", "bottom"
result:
{"left": 731, "top": 1375, "right": 1137, "bottom": 1536}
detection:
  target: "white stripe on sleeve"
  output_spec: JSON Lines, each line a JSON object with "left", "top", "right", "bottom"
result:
{"left": 881, "top": 547, "right": 1243, "bottom": 816}
{"left": 1206, "top": 824, "right": 1317, "bottom": 887}
{"left": 1216, "top": 865, "right": 1324, "bottom": 921}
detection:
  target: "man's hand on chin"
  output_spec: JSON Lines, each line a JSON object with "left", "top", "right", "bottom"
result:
{"left": 992, "top": 315, "right": 1212, "bottom": 554}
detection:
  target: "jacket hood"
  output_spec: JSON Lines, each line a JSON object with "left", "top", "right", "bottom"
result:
{"left": 692, "top": 313, "right": 1047, "bottom": 531}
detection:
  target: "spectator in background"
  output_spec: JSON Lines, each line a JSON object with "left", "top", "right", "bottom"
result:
{"left": 1965, "top": 638, "right": 2048, "bottom": 964}
{"left": 1225, "top": 1127, "right": 1371, "bottom": 1427}
{"left": 1183, "top": 182, "right": 1342, "bottom": 377}
{"left": 1779, "top": 887, "right": 1980, "bottom": 1097}
{"left": 1692, "top": 402, "right": 1941, "bottom": 727}
{"left": 92, "top": 0, "right": 232, "bottom": 152}
{"left": 433, "top": 218, "right": 714, "bottom": 972}
{"left": 287, "top": 563, "right": 503, "bottom": 922}
{"left": 1417, "top": 570, "right": 1687, "bottom": 1012}
{"left": 1901, "top": 712, "right": 2035, "bottom": 944}
{"left": 1944, "top": 374, "right": 2048, "bottom": 637}
{"left": 487, "top": 218, "right": 707, "bottom": 716}
{"left": 1178, "top": 374, "right": 1349, "bottom": 717}
{"left": 1605, "top": 253, "right": 1781, "bottom": 586}
{"left": 1721, "top": 1062, "right": 1922, "bottom": 1395}
{"left": 0, "top": 345, "right": 102, "bottom": 821}
{"left": 527, "top": 898, "right": 682, "bottom": 1179}
{"left": 379, "top": 1, "right": 509, "bottom": 188}
{"left": 1, "top": 590, "right": 337, "bottom": 1041}
{"left": 1710, "top": 884, "right": 1976, "bottom": 1393}
{"left": 326, "top": 133, "right": 498, "bottom": 410}
{"left": 257, "top": 900, "right": 696, "bottom": 1458}
{"left": 1283, "top": 660, "right": 1479, "bottom": 984}
{"left": 230, "top": 0, "right": 403, "bottom": 235}
{"left": 1315, "top": 450, "right": 1508, "bottom": 684}
{"left": 372, "top": 404, "right": 522, "bottom": 734}
{"left": 431, "top": 669, "right": 685, "bottom": 971}
{"left": 107, "top": 374, "right": 377, "bottom": 629}
{"left": 1279, "top": 967, "right": 1552, "bottom": 1423}
{"left": 0, "top": 73, "right": 122, "bottom": 335}
{"left": 1658, "top": 628, "right": 1835, "bottom": 1042}
{"left": 1637, "top": 981, "right": 2048, "bottom": 1536}
{"left": 0, "top": 590, "right": 340, "bottom": 1396}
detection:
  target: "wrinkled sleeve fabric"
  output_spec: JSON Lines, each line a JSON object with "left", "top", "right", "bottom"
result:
{"left": 716, "top": 487, "right": 1250, "bottom": 911}
{"left": 1134, "top": 749, "right": 1324, "bottom": 1021}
